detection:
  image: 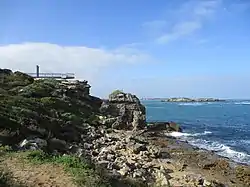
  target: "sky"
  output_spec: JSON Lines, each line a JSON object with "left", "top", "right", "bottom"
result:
{"left": 1, "top": 0, "right": 250, "bottom": 98}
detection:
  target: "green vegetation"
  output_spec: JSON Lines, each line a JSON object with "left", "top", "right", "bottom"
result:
{"left": 109, "top": 89, "right": 124, "bottom": 97}
{"left": 0, "top": 70, "right": 99, "bottom": 146}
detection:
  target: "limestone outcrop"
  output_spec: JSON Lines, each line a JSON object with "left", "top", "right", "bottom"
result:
{"left": 100, "top": 90, "right": 146, "bottom": 130}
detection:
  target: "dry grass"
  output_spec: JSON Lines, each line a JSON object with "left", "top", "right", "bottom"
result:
{"left": 0, "top": 150, "right": 111, "bottom": 187}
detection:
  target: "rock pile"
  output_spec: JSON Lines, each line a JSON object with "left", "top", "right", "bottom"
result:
{"left": 68, "top": 127, "right": 171, "bottom": 185}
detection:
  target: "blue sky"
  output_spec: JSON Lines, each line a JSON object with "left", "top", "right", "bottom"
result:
{"left": 1, "top": 0, "right": 250, "bottom": 98}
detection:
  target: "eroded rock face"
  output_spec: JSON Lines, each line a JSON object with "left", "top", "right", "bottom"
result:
{"left": 100, "top": 91, "right": 146, "bottom": 130}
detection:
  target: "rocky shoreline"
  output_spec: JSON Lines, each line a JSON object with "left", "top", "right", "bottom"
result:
{"left": 161, "top": 97, "right": 225, "bottom": 102}
{"left": 0, "top": 69, "right": 249, "bottom": 186}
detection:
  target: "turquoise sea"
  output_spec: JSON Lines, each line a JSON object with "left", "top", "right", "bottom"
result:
{"left": 142, "top": 100, "right": 250, "bottom": 165}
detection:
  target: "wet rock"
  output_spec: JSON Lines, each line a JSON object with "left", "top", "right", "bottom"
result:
{"left": 147, "top": 121, "right": 182, "bottom": 132}
{"left": 147, "top": 122, "right": 169, "bottom": 131}
{"left": 167, "top": 121, "right": 182, "bottom": 132}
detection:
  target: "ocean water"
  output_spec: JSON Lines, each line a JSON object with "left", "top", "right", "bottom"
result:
{"left": 142, "top": 100, "right": 250, "bottom": 165}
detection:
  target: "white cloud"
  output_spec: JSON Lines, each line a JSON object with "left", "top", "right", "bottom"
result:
{"left": 144, "top": 0, "right": 221, "bottom": 44}
{"left": 156, "top": 21, "right": 202, "bottom": 43}
{"left": 0, "top": 42, "right": 151, "bottom": 86}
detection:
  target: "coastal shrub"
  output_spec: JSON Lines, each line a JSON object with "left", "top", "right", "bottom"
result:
{"left": 0, "top": 70, "right": 33, "bottom": 91}
{"left": 109, "top": 89, "right": 124, "bottom": 97}
{"left": 18, "top": 79, "right": 59, "bottom": 98}
{"left": 20, "top": 83, "right": 54, "bottom": 98}
{"left": 60, "top": 112, "right": 83, "bottom": 125}
{"left": 13, "top": 71, "right": 34, "bottom": 83}
{"left": 86, "top": 114, "right": 100, "bottom": 126}
{"left": 8, "top": 86, "right": 24, "bottom": 95}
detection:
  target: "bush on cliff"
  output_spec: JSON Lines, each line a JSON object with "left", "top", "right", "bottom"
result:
{"left": 109, "top": 89, "right": 124, "bottom": 97}
{"left": 19, "top": 79, "right": 59, "bottom": 98}
{"left": 0, "top": 70, "right": 34, "bottom": 91}
{"left": 0, "top": 69, "right": 100, "bottom": 146}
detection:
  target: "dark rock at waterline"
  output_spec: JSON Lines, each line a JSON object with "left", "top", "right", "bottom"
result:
{"left": 147, "top": 121, "right": 182, "bottom": 132}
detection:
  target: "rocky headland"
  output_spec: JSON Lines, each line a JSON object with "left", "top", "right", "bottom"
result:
{"left": 0, "top": 68, "right": 249, "bottom": 187}
{"left": 162, "top": 97, "right": 225, "bottom": 103}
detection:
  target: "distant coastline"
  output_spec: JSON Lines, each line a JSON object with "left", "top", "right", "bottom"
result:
{"left": 161, "top": 97, "right": 226, "bottom": 102}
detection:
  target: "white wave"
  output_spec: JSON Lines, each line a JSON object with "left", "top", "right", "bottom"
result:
{"left": 167, "top": 131, "right": 212, "bottom": 137}
{"left": 240, "top": 140, "right": 250, "bottom": 145}
{"left": 188, "top": 139, "right": 250, "bottom": 165}
{"left": 178, "top": 103, "right": 204, "bottom": 106}
{"left": 193, "top": 131, "right": 212, "bottom": 136}
{"left": 167, "top": 132, "right": 191, "bottom": 137}
{"left": 234, "top": 101, "right": 250, "bottom": 105}
{"left": 166, "top": 132, "right": 250, "bottom": 164}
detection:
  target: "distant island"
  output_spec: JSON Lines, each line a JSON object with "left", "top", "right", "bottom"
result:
{"left": 161, "top": 97, "right": 226, "bottom": 102}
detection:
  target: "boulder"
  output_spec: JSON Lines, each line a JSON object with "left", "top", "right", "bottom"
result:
{"left": 167, "top": 122, "right": 182, "bottom": 132}
{"left": 147, "top": 121, "right": 182, "bottom": 132}
{"left": 100, "top": 91, "right": 146, "bottom": 130}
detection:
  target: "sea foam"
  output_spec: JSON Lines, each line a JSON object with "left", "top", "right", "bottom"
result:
{"left": 167, "top": 132, "right": 250, "bottom": 165}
